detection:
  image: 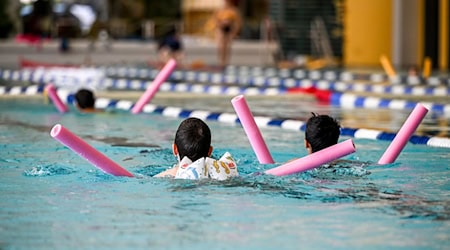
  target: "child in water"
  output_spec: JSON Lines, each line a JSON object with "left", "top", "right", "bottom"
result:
{"left": 304, "top": 113, "right": 341, "bottom": 154}
{"left": 155, "top": 117, "right": 238, "bottom": 180}
{"left": 304, "top": 113, "right": 370, "bottom": 176}
{"left": 74, "top": 89, "right": 97, "bottom": 113}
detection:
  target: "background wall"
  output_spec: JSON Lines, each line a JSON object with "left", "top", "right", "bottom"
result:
{"left": 344, "top": 0, "right": 392, "bottom": 67}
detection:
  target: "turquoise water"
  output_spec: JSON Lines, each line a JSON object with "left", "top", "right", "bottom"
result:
{"left": 0, "top": 98, "right": 449, "bottom": 250}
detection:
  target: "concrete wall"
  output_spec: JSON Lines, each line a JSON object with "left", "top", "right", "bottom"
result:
{"left": 392, "top": 0, "right": 422, "bottom": 68}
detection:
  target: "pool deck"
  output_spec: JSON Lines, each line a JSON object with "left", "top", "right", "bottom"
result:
{"left": 0, "top": 37, "right": 278, "bottom": 69}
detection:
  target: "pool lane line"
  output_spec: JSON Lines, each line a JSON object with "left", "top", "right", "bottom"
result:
{"left": 12, "top": 58, "right": 448, "bottom": 85}
{"left": 98, "top": 64, "right": 450, "bottom": 86}
{"left": 224, "top": 65, "right": 450, "bottom": 86}
{"left": 1, "top": 84, "right": 449, "bottom": 116}
{"left": 330, "top": 92, "right": 450, "bottom": 115}
{"left": 100, "top": 66, "right": 450, "bottom": 94}
{"left": 89, "top": 97, "right": 450, "bottom": 149}
{"left": 0, "top": 84, "right": 448, "bottom": 148}
{"left": 64, "top": 92, "right": 450, "bottom": 149}
{"left": 0, "top": 82, "right": 289, "bottom": 97}
{"left": 2, "top": 68, "right": 449, "bottom": 98}
{"left": 96, "top": 64, "right": 448, "bottom": 86}
{"left": 9, "top": 61, "right": 450, "bottom": 87}
{"left": 0, "top": 84, "right": 45, "bottom": 95}
{"left": 0, "top": 68, "right": 104, "bottom": 85}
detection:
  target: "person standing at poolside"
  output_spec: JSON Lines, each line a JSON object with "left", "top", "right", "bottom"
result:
{"left": 304, "top": 113, "right": 341, "bottom": 154}
{"left": 212, "top": 0, "right": 242, "bottom": 68}
{"left": 155, "top": 117, "right": 238, "bottom": 179}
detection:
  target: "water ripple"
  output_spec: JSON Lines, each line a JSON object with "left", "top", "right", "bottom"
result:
{"left": 23, "top": 164, "right": 76, "bottom": 177}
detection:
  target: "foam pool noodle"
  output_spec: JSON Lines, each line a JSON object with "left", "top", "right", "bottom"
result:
{"left": 265, "top": 139, "right": 356, "bottom": 176}
{"left": 380, "top": 54, "right": 397, "bottom": 78}
{"left": 378, "top": 103, "right": 428, "bottom": 164}
{"left": 131, "top": 59, "right": 177, "bottom": 114}
{"left": 231, "top": 95, "right": 274, "bottom": 164}
{"left": 50, "top": 124, "right": 134, "bottom": 177}
{"left": 45, "top": 84, "right": 68, "bottom": 113}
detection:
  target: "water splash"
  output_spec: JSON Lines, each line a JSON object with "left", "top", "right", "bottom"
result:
{"left": 23, "top": 164, "right": 76, "bottom": 177}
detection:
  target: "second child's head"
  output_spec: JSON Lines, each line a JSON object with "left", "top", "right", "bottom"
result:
{"left": 174, "top": 118, "right": 212, "bottom": 162}
{"left": 305, "top": 113, "right": 340, "bottom": 154}
{"left": 75, "top": 89, "right": 96, "bottom": 111}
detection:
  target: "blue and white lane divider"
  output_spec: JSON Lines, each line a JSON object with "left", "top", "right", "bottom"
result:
{"left": 330, "top": 92, "right": 450, "bottom": 115}
{"left": 1, "top": 85, "right": 448, "bottom": 148}
{"left": 2, "top": 68, "right": 449, "bottom": 98}
{"left": 90, "top": 97, "right": 449, "bottom": 149}
{"left": 0, "top": 84, "right": 44, "bottom": 95}
{"left": 102, "top": 66, "right": 450, "bottom": 89}
{"left": 0, "top": 81, "right": 288, "bottom": 97}
{"left": 224, "top": 65, "right": 450, "bottom": 86}
{"left": 306, "top": 79, "right": 450, "bottom": 97}
{"left": 99, "top": 67, "right": 450, "bottom": 96}
{"left": 25, "top": 63, "right": 441, "bottom": 86}
{"left": 1, "top": 84, "right": 449, "bottom": 117}
{"left": 10, "top": 63, "right": 450, "bottom": 87}
{"left": 102, "top": 64, "right": 449, "bottom": 85}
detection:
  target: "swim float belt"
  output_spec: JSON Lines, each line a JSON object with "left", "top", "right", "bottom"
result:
{"left": 175, "top": 152, "right": 238, "bottom": 180}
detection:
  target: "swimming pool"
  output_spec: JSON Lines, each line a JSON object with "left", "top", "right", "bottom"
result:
{"left": 1, "top": 92, "right": 449, "bottom": 249}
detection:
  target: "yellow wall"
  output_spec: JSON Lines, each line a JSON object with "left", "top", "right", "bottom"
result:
{"left": 182, "top": 0, "right": 221, "bottom": 35}
{"left": 344, "top": 0, "right": 392, "bottom": 67}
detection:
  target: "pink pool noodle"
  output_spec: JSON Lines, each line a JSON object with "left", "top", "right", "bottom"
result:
{"left": 378, "top": 103, "right": 428, "bottom": 164}
{"left": 265, "top": 139, "right": 356, "bottom": 176}
{"left": 45, "top": 84, "right": 68, "bottom": 113}
{"left": 231, "top": 95, "right": 274, "bottom": 164}
{"left": 131, "top": 59, "right": 177, "bottom": 114}
{"left": 50, "top": 124, "right": 134, "bottom": 177}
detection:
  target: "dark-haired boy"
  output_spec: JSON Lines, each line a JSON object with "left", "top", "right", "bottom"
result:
{"left": 304, "top": 113, "right": 341, "bottom": 154}
{"left": 155, "top": 117, "right": 238, "bottom": 180}
{"left": 74, "top": 89, "right": 96, "bottom": 112}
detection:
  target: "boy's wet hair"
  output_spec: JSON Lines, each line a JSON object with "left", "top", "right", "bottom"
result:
{"left": 305, "top": 113, "right": 340, "bottom": 153}
{"left": 175, "top": 117, "right": 211, "bottom": 161}
{"left": 75, "top": 89, "right": 95, "bottom": 109}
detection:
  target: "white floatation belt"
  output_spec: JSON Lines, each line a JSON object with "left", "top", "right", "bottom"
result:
{"left": 175, "top": 152, "right": 238, "bottom": 180}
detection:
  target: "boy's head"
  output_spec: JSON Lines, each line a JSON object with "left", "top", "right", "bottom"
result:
{"left": 173, "top": 117, "right": 212, "bottom": 162}
{"left": 305, "top": 113, "right": 340, "bottom": 153}
{"left": 75, "top": 89, "right": 95, "bottom": 110}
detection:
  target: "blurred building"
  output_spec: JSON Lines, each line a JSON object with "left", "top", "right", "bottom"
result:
{"left": 4, "top": 0, "right": 449, "bottom": 70}
{"left": 182, "top": 0, "right": 267, "bottom": 39}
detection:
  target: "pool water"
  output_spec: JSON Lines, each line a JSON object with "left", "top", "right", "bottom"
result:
{"left": 0, "top": 98, "right": 449, "bottom": 249}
